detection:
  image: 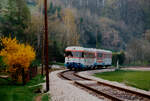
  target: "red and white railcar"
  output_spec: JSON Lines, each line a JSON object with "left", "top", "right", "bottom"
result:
{"left": 65, "top": 46, "right": 112, "bottom": 70}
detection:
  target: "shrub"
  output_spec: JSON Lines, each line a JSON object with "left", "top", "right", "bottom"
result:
{"left": 0, "top": 56, "right": 6, "bottom": 68}
{"left": 30, "top": 59, "right": 41, "bottom": 68}
{"left": 0, "top": 37, "right": 36, "bottom": 83}
{"left": 0, "top": 56, "right": 7, "bottom": 72}
{"left": 112, "top": 51, "right": 125, "bottom": 66}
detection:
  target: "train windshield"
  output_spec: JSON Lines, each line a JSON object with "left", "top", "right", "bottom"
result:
{"left": 65, "top": 51, "right": 73, "bottom": 57}
{"left": 65, "top": 51, "right": 83, "bottom": 58}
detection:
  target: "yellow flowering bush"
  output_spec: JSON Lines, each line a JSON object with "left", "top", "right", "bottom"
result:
{"left": 0, "top": 37, "right": 36, "bottom": 82}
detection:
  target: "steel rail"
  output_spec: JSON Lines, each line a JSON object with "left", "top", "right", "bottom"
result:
{"left": 97, "top": 81, "right": 150, "bottom": 99}
{"left": 74, "top": 81, "right": 123, "bottom": 101}
{"left": 59, "top": 70, "right": 72, "bottom": 80}
{"left": 59, "top": 70, "right": 150, "bottom": 100}
{"left": 75, "top": 72, "right": 150, "bottom": 100}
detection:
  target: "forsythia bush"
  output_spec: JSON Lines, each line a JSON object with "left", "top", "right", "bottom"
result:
{"left": 0, "top": 37, "right": 36, "bottom": 82}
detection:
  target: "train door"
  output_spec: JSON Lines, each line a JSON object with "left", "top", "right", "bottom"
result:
{"left": 105, "top": 53, "right": 112, "bottom": 66}
{"left": 102, "top": 53, "right": 112, "bottom": 66}
{"left": 102, "top": 53, "right": 106, "bottom": 66}
{"left": 96, "top": 52, "right": 104, "bottom": 67}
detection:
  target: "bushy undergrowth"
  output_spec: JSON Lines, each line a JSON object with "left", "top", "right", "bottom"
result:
{"left": 0, "top": 74, "right": 45, "bottom": 101}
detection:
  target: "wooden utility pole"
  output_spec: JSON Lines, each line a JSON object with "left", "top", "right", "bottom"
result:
{"left": 96, "top": 25, "right": 98, "bottom": 48}
{"left": 41, "top": 32, "right": 44, "bottom": 76}
{"left": 40, "top": 0, "right": 44, "bottom": 76}
{"left": 44, "top": 0, "right": 49, "bottom": 91}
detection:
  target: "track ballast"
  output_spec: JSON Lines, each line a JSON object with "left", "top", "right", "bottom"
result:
{"left": 59, "top": 70, "right": 150, "bottom": 101}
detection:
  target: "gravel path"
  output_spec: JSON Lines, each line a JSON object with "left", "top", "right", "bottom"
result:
{"left": 122, "top": 67, "right": 150, "bottom": 71}
{"left": 48, "top": 70, "right": 103, "bottom": 101}
{"left": 35, "top": 95, "right": 42, "bottom": 101}
{"left": 42, "top": 68, "right": 150, "bottom": 101}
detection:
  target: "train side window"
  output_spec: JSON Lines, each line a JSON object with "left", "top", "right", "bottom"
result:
{"left": 84, "top": 53, "right": 87, "bottom": 58}
{"left": 88, "top": 53, "right": 95, "bottom": 58}
{"left": 91, "top": 53, "right": 95, "bottom": 58}
{"left": 106, "top": 54, "right": 109, "bottom": 58}
{"left": 84, "top": 52, "right": 88, "bottom": 58}
{"left": 71, "top": 51, "right": 83, "bottom": 58}
{"left": 103, "top": 54, "right": 105, "bottom": 58}
{"left": 89, "top": 53, "right": 91, "bottom": 58}
{"left": 97, "top": 53, "right": 102, "bottom": 58}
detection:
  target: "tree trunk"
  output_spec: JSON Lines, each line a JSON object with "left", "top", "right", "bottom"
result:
{"left": 22, "top": 68, "right": 25, "bottom": 85}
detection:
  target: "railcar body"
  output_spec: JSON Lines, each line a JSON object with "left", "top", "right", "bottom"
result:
{"left": 65, "top": 46, "right": 85, "bottom": 70}
{"left": 65, "top": 46, "right": 112, "bottom": 70}
{"left": 96, "top": 49, "right": 112, "bottom": 67}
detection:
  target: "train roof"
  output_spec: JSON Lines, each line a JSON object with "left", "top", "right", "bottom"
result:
{"left": 84, "top": 48, "right": 96, "bottom": 52}
{"left": 96, "top": 49, "right": 112, "bottom": 54}
{"left": 65, "top": 46, "right": 112, "bottom": 53}
{"left": 65, "top": 46, "right": 84, "bottom": 51}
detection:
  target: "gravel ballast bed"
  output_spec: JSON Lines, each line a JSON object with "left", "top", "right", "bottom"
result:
{"left": 49, "top": 70, "right": 103, "bottom": 101}
{"left": 77, "top": 81, "right": 146, "bottom": 101}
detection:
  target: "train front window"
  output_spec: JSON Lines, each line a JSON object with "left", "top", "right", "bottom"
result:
{"left": 65, "top": 51, "right": 73, "bottom": 57}
{"left": 72, "top": 52, "right": 82, "bottom": 58}
{"left": 65, "top": 51, "right": 83, "bottom": 58}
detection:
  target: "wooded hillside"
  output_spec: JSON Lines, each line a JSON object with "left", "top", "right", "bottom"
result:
{"left": 1, "top": 0, "right": 150, "bottom": 64}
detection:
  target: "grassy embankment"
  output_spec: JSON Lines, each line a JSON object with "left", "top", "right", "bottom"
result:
{"left": 49, "top": 62, "right": 64, "bottom": 66}
{"left": 41, "top": 94, "right": 50, "bottom": 101}
{"left": 94, "top": 70, "right": 150, "bottom": 91}
{"left": 0, "top": 75, "right": 45, "bottom": 101}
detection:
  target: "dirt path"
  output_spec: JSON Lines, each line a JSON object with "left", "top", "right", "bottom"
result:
{"left": 0, "top": 75, "right": 8, "bottom": 78}
{"left": 122, "top": 67, "right": 150, "bottom": 71}
{"left": 35, "top": 95, "right": 42, "bottom": 101}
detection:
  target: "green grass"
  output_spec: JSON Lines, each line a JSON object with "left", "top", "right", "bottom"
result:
{"left": 42, "top": 94, "right": 50, "bottom": 101}
{"left": 0, "top": 75, "right": 45, "bottom": 101}
{"left": 122, "top": 61, "right": 150, "bottom": 67}
{"left": 54, "top": 62, "right": 64, "bottom": 66}
{"left": 49, "top": 62, "right": 64, "bottom": 66}
{"left": 94, "top": 70, "right": 150, "bottom": 91}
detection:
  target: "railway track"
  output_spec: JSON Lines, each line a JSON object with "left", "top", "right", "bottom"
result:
{"left": 59, "top": 70, "right": 91, "bottom": 81}
{"left": 59, "top": 70, "right": 150, "bottom": 101}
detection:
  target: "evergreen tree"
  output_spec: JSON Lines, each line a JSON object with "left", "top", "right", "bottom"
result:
{"left": 0, "top": 0, "right": 31, "bottom": 42}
